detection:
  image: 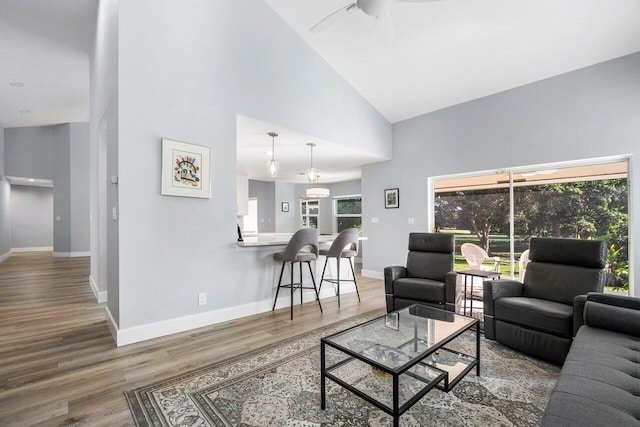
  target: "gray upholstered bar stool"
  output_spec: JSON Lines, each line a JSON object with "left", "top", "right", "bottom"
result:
{"left": 319, "top": 228, "right": 360, "bottom": 307}
{"left": 272, "top": 228, "right": 323, "bottom": 320}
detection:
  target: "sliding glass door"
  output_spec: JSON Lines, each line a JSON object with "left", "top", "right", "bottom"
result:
{"left": 433, "top": 160, "right": 629, "bottom": 294}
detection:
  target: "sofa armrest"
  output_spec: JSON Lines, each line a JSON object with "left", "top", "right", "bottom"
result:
{"left": 482, "top": 279, "right": 524, "bottom": 317}
{"left": 572, "top": 294, "right": 587, "bottom": 336}
{"left": 583, "top": 292, "right": 640, "bottom": 338}
{"left": 444, "top": 271, "right": 457, "bottom": 305}
{"left": 384, "top": 265, "right": 407, "bottom": 294}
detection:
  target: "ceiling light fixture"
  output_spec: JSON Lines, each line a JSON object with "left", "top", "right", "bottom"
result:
{"left": 306, "top": 143, "right": 318, "bottom": 183}
{"left": 304, "top": 143, "right": 330, "bottom": 198}
{"left": 19, "top": 110, "right": 30, "bottom": 114}
{"left": 266, "top": 132, "right": 279, "bottom": 178}
{"left": 9, "top": 82, "right": 24, "bottom": 87}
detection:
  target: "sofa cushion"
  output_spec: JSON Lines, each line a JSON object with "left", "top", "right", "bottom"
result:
{"left": 541, "top": 326, "right": 640, "bottom": 426}
{"left": 494, "top": 297, "right": 573, "bottom": 338}
{"left": 525, "top": 262, "right": 605, "bottom": 304}
{"left": 406, "top": 252, "right": 452, "bottom": 281}
{"left": 392, "top": 277, "right": 444, "bottom": 303}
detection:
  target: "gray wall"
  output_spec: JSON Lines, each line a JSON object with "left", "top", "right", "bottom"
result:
{"left": 52, "top": 124, "right": 71, "bottom": 253}
{"left": 362, "top": 53, "right": 640, "bottom": 294}
{"left": 248, "top": 179, "right": 275, "bottom": 233}
{"left": 10, "top": 185, "right": 53, "bottom": 249}
{"left": 110, "top": 0, "right": 391, "bottom": 330}
{"left": 6, "top": 124, "right": 90, "bottom": 255}
{"left": 90, "top": 0, "right": 119, "bottom": 315}
{"left": 70, "top": 123, "right": 90, "bottom": 252}
{"left": 5, "top": 126, "right": 54, "bottom": 179}
{"left": 0, "top": 125, "right": 10, "bottom": 258}
{"left": 275, "top": 182, "right": 296, "bottom": 233}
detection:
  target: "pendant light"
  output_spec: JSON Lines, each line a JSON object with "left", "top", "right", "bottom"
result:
{"left": 306, "top": 143, "right": 318, "bottom": 183}
{"left": 305, "top": 142, "right": 329, "bottom": 198}
{"left": 266, "top": 132, "right": 279, "bottom": 178}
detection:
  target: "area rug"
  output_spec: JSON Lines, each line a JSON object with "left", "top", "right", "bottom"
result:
{"left": 126, "top": 310, "right": 560, "bottom": 426}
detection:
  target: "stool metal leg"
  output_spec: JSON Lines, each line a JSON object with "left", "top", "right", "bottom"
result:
{"left": 348, "top": 257, "right": 361, "bottom": 302}
{"left": 307, "top": 261, "right": 323, "bottom": 312}
{"left": 299, "top": 261, "right": 303, "bottom": 306}
{"left": 318, "top": 258, "right": 328, "bottom": 293}
{"left": 272, "top": 262, "right": 286, "bottom": 311}
{"left": 337, "top": 257, "right": 341, "bottom": 308}
{"left": 290, "top": 262, "right": 294, "bottom": 320}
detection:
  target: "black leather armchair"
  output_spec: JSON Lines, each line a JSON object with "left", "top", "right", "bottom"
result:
{"left": 483, "top": 237, "right": 607, "bottom": 365}
{"left": 384, "top": 233, "right": 457, "bottom": 313}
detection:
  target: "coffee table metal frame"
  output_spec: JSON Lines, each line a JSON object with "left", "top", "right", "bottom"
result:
{"left": 320, "top": 304, "right": 480, "bottom": 427}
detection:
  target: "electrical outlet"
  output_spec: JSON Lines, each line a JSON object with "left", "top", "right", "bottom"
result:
{"left": 198, "top": 292, "right": 207, "bottom": 306}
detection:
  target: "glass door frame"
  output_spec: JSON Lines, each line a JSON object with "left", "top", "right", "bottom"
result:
{"left": 427, "top": 155, "right": 634, "bottom": 295}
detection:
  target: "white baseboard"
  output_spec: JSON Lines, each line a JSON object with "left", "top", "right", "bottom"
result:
{"left": 361, "top": 269, "right": 384, "bottom": 280}
{"left": 105, "top": 306, "right": 119, "bottom": 344}
{"left": 0, "top": 251, "right": 11, "bottom": 263}
{"left": 89, "top": 275, "right": 108, "bottom": 303}
{"left": 12, "top": 246, "right": 53, "bottom": 252}
{"left": 52, "top": 251, "right": 91, "bottom": 258}
{"left": 114, "top": 280, "right": 358, "bottom": 347}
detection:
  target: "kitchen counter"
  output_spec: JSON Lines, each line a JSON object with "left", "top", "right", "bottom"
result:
{"left": 236, "top": 233, "right": 366, "bottom": 247}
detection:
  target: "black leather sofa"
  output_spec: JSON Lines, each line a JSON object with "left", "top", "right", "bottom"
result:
{"left": 483, "top": 237, "right": 607, "bottom": 365}
{"left": 384, "top": 233, "right": 457, "bottom": 313}
{"left": 542, "top": 292, "right": 640, "bottom": 426}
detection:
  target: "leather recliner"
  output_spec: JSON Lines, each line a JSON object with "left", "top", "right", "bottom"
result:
{"left": 384, "top": 233, "right": 457, "bottom": 313}
{"left": 483, "top": 237, "right": 607, "bottom": 365}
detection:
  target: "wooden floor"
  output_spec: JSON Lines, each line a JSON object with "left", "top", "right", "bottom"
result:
{"left": 0, "top": 252, "right": 385, "bottom": 426}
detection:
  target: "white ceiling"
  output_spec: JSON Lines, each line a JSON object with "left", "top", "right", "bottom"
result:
{"left": 266, "top": 0, "right": 640, "bottom": 123}
{"left": 0, "top": 0, "right": 96, "bottom": 128}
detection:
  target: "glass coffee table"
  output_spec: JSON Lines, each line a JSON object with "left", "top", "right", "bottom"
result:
{"left": 321, "top": 304, "right": 479, "bottom": 427}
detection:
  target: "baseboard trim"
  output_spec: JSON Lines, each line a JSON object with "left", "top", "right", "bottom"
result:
{"left": 89, "top": 275, "right": 108, "bottom": 303}
{"left": 361, "top": 269, "right": 384, "bottom": 280}
{"left": 52, "top": 251, "right": 91, "bottom": 258}
{"left": 0, "top": 251, "right": 11, "bottom": 263}
{"left": 105, "top": 306, "right": 119, "bottom": 344}
{"left": 114, "top": 283, "right": 357, "bottom": 346}
{"left": 12, "top": 246, "right": 53, "bottom": 252}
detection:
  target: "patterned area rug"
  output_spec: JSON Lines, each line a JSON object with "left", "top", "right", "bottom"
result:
{"left": 126, "top": 310, "right": 559, "bottom": 426}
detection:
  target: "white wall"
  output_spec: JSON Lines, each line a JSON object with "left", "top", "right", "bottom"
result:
{"left": 107, "top": 0, "right": 391, "bottom": 339}
{"left": 0, "top": 124, "right": 10, "bottom": 260}
{"left": 70, "top": 123, "right": 90, "bottom": 253}
{"left": 362, "top": 53, "right": 640, "bottom": 294}
{"left": 10, "top": 185, "right": 53, "bottom": 249}
{"left": 89, "top": 0, "right": 119, "bottom": 311}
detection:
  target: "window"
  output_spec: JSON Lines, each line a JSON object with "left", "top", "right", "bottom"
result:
{"left": 334, "top": 195, "right": 362, "bottom": 233}
{"left": 301, "top": 198, "right": 319, "bottom": 229}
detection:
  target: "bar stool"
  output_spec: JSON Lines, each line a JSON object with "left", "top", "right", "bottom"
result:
{"left": 319, "top": 228, "right": 360, "bottom": 307}
{"left": 272, "top": 228, "right": 322, "bottom": 320}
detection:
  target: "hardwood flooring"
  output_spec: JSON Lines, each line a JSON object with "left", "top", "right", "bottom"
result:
{"left": 0, "top": 252, "right": 385, "bottom": 426}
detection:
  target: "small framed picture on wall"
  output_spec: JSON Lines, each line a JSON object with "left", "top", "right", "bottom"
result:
{"left": 385, "top": 188, "right": 399, "bottom": 209}
{"left": 281, "top": 202, "right": 289, "bottom": 212}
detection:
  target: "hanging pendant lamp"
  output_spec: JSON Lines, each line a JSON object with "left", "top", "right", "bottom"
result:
{"left": 266, "top": 132, "right": 279, "bottom": 178}
{"left": 305, "top": 142, "right": 329, "bottom": 198}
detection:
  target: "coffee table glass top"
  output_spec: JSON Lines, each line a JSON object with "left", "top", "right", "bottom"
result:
{"left": 323, "top": 305, "right": 477, "bottom": 373}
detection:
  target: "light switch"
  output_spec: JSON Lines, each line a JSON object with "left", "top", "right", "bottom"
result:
{"left": 112, "top": 207, "right": 117, "bottom": 221}
{"left": 55, "top": 216, "right": 61, "bottom": 222}
{"left": 371, "top": 217, "right": 379, "bottom": 223}
{"left": 407, "top": 217, "right": 414, "bottom": 225}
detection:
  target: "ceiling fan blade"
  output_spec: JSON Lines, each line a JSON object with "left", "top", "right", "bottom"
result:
{"left": 310, "top": 3, "right": 358, "bottom": 33}
{"left": 374, "top": 12, "right": 395, "bottom": 45}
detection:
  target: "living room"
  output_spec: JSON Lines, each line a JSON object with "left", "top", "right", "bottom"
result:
{"left": 0, "top": 0, "right": 639, "bottom": 425}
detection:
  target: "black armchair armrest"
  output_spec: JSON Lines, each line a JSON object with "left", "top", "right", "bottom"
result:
{"left": 583, "top": 292, "right": 640, "bottom": 338}
{"left": 384, "top": 265, "right": 407, "bottom": 294}
{"left": 444, "top": 271, "right": 457, "bottom": 312}
{"left": 482, "top": 279, "right": 524, "bottom": 317}
{"left": 572, "top": 294, "right": 587, "bottom": 336}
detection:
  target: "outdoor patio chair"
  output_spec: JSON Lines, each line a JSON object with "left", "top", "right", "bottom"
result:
{"left": 461, "top": 243, "right": 500, "bottom": 271}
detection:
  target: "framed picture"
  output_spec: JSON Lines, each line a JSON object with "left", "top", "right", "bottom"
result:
{"left": 161, "top": 138, "right": 211, "bottom": 199}
{"left": 385, "top": 188, "right": 399, "bottom": 209}
{"left": 281, "top": 202, "right": 289, "bottom": 212}
{"left": 385, "top": 312, "right": 399, "bottom": 330}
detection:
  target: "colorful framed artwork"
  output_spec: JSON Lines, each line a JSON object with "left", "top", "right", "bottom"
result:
{"left": 161, "top": 138, "right": 211, "bottom": 199}
{"left": 385, "top": 188, "right": 399, "bottom": 209}
{"left": 282, "top": 202, "right": 289, "bottom": 212}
